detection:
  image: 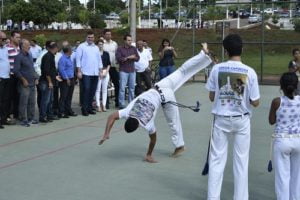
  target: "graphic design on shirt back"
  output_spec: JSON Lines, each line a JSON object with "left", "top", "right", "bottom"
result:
{"left": 218, "top": 69, "right": 248, "bottom": 106}
{"left": 129, "top": 98, "right": 155, "bottom": 126}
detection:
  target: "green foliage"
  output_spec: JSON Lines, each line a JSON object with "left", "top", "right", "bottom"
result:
{"left": 293, "top": 18, "right": 300, "bottom": 32}
{"left": 120, "top": 12, "right": 129, "bottom": 26}
{"left": 33, "top": 34, "right": 47, "bottom": 47}
{"left": 87, "top": 0, "right": 125, "bottom": 15}
{"left": 4, "top": 0, "right": 35, "bottom": 22}
{"left": 115, "top": 26, "right": 130, "bottom": 36}
{"left": 78, "top": 9, "right": 90, "bottom": 27}
{"left": 55, "top": 12, "right": 68, "bottom": 23}
{"left": 272, "top": 15, "right": 279, "bottom": 24}
{"left": 29, "top": 0, "right": 64, "bottom": 25}
{"left": 88, "top": 12, "right": 106, "bottom": 29}
{"left": 202, "top": 6, "right": 225, "bottom": 21}
{"left": 165, "top": 7, "right": 177, "bottom": 19}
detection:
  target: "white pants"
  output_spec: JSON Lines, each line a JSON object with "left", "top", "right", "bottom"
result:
{"left": 155, "top": 51, "right": 212, "bottom": 148}
{"left": 207, "top": 115, "right": 250, "bottom": 200}
{"left": 95, "top": 74, "right": 110, "bottom": 108}
{"left": 273, "top": 137, "right": 300, "bottom": 200}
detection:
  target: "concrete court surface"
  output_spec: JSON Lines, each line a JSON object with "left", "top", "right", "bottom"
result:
{"left": 0, "top": 83, "right": 278, "bottom": 200}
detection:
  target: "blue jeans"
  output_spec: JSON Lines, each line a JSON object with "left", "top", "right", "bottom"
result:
{"left": 39, "top": 81, "right": 53, "bottom": 119}
{"left": 159, "top": 65, "right": 175, "bottom": 80}
{"left": 119, "top": 71, "right": 136, "bottom": 107}
{"left": 82, "top": 75, "right": 98, "bottom": 112}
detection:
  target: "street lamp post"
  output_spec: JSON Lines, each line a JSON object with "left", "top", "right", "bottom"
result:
{"left": 93, "top": 0, "right": 96, "bottom": 13}
{"left": 160, "top": 0, "right": 162, "bottom": 28}
{"left": 178, "top": 0, "right": 181, "bottom": 22}
{"left": 148, "top": 0, "right": 151, "bottom": 28}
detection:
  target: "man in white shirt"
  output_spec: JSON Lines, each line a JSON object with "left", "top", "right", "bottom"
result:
{"left": 205, "top": 34, "right": 260, "bottom": 200}
{"left": 76, "top": 31, "right": 103, "bottom": 116}
{"left": 0, "top": 32, "right": 10, "bottom": 128}
{"left": 30, "top": 40, "right": 42, "bottom": 63}
{"left": 99, "top": 43, "right": 213, "bottom": 163}
{"left": 134, "top": 40, "right": 153, "bottom": 95}
{"left": 103, "top": 29, "right": 119, "bottom": 108}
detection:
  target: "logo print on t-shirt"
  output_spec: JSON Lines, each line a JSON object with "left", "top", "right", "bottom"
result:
{"left": 218, "top": 71, "right": 248, "bottom": 106}
{"left": 129, "top": 98, "right": 155, "bottom": 126}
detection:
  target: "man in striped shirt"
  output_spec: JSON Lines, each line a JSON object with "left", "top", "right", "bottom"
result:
{"left": 6, "top": 31, "right": 21, "bottom": 122}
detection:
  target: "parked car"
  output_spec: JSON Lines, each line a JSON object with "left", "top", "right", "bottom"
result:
{"left": 239, "top": 10, "right": 250, "bottom": 18}
{"left": 278, "top": 11, "right": 290, "bottom": 18}
{"left": 106, "top": 12, "right": 120, "bottom": 20}
{"left": 248, "top": 14, "right": 262, "bottom": 23}
{"left": 294, "top": 11, "right": 300, "bottom": 17}
{"left": 264, "top": 8, "right": 273, "bottom": 14}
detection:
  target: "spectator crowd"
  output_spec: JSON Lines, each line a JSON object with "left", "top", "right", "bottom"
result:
{"left": 0, "top": 29, "right": 156, "bottom": 129}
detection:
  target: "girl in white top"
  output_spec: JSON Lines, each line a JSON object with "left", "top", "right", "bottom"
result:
{"left": 269, "top": 72, "right": 300, "bottom": 200}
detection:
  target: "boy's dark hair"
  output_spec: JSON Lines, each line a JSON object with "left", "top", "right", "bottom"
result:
{"left": 11, "top": 31, "right": 20, "bottom": 37}
{"left": 123, "top": 33, "right": 132, "bottom": 41}
{"left": 45, "top": 40, "right": 53, "bottom": 48}
{"left": 87, "top": 31, "right": 94, "bottom": 36}
{"left": 280, "top": 72, "right": 298, "bottom": 99}
{"left": 48, "top": 42, "right": 58, "bottom": 50}
{"left": 292, "top": 48, "right": 300, "bottom": 56}
{"left": 223, "top": 34, "right": 243, "bottom": 57}
{"left": 124, "top": 117, "right": 139, "bottom": 133}
{"left": 103, "top": 29, "right": 111, "bottom": 35}
{"left": 62, "top": 46, "right": 71, "bottom": 54}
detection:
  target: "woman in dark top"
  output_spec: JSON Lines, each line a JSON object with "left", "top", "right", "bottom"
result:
{"left": 158, "top": 38, "right": 177, "bottom": 80}
{"left": 95, "top": 39, "right": 111, "bottom": 112}
{"left": 288, "top": 48, "right": 300, "bottom": 94}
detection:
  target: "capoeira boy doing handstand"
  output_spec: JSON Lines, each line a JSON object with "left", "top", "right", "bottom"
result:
{"left": 99, "top": 43, "right": 213, "bottom": 163}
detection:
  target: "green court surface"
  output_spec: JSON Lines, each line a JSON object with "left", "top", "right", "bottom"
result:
{"left": 0, "top": 83, "right": 278, "bottom": 200}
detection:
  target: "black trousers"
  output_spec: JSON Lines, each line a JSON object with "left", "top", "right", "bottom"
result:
{"left": 135, "top": 70, "right": 152, "bottom": 96}
{"left": 109, "top": 67, "right": 119, "bottom": 106}
{"left": 52, "top": 84, "right": 59, "bottom": 115}
{"left": 58, "top": 79, "right": 75, "bottom": 115}
{"left": 7, "top": 75, "right": 19, "bottom": 119}
{"left": 0, "top": 78, "right": 10, "bottom": 123}
{"left": 82, "top": 75, "right": 98, "bottom": 112}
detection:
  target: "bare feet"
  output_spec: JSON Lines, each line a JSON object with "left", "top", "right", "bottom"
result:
{"left": 98, "top": 135, "right": 109, "bottom": 145}
{"left": 171, "top": 146, "right": 185, "bottom": 158}
{"left": 144, "top": 155, "right": 158, "bottom": 163}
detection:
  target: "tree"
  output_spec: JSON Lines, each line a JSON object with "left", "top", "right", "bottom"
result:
{"left": 4, "top": 0, "right": 35, "bottom": 23}
{"left": 68, "top": 5, "right": 86, "bottom": 23}
{"left": 78, "top": 9, "right": 90, "bottom": 28}
{"left": 29, "top": 0, "right": 65, "bottom": 25}
{"left": 87, "top": 0, "right": 125, "bottom": 14}
{"left": 88, "top": 12, "right": 106, "bottom": 29}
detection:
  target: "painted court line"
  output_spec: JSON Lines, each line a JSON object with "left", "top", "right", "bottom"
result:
{"left": 0, "top": 128, "right": 123, "bottom": 170}
{"left": 0, "top": 118, "right": 103, "bottom": 149}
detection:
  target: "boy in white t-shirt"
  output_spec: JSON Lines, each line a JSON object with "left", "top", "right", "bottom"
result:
{"left": 205, "top": 34, "right": 260, "bottom": 200}
{"left": 99, "top": 43, "right": 213, "bottom": 163}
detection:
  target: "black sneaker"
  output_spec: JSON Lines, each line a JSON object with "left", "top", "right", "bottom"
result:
{"left": 20, "top": 121, "right": 30, "bottom": 127}
{"left": 39, "top": 118, "right": 48, "bottom": 123}
{"left": 82, "top": 111, "right": 89, "bottom": 116}
{"left": 88, "top": 110, "right": 96, "bottom": 115}
{"left": 28, "top": 119, "right": 39, "bottom": 124}
{"left": 68, "top": 112, "right": 77, "bottom": 117}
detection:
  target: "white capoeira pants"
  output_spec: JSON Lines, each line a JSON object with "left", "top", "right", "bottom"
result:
{"left": 273, "top": 137, "right": 300, "bottom": 200}
{"left": 155, "top": 50, "right": 212, "bottom": 148}
{"left": 207, "top": 115, "right": 251, "bottom": 200}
